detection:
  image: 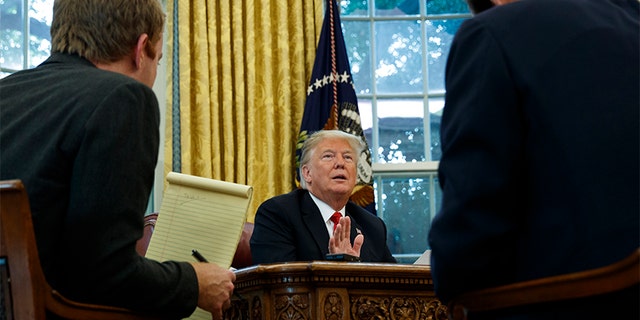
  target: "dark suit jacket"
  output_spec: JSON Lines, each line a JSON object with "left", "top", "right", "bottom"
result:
{"left": 250, "top": 188, "right": 396, "bottom": 264}
{"left": 428, "top": 0, "right": 639, "bottom": 317}
{"left": 0, "top": 54, "right": 197, "bottom": 318}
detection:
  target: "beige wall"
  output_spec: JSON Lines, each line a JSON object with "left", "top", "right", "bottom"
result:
{"left": 150, "top": 27, "right": 168, "bottom": 212}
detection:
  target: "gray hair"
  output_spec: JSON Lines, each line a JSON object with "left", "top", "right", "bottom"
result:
{"left": 299, "top": 130, "right": 365, "bottom": 189}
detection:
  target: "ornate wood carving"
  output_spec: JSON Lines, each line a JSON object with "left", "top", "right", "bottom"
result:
{"left": 224, "top": 298, "right": 247, "bottom": 320}
{"left": 351, "top": 295, "right": 447, "bottom": 320}
{"left": 251, "top": 296, "right": 262, "bottom": 320}
{"left": 322, "top": 292, "right": 344, "bottom": 320}
{"left": 274, "top": 293, "right": 310, "bottom": 320}
{"left": 226, "top": 262, "right": 446, "bottom": 320}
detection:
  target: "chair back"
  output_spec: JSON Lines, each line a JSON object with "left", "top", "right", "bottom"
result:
{"left": 135, "top": 213, "right": 159, "bottom": 256}
{"left": 135, "top": 211, "right": 255, "bottom": 269}
{"left": 448, "top": 248, "right": 640, "bottom": 320}
{"left": 231, "top": 222, "right": 254, "bottom": 269}
{"left": 0, "top": 179, "right": 47, "bottom": 319}
{"left": 0, "top": 179, "right": 166, "bottom": 320}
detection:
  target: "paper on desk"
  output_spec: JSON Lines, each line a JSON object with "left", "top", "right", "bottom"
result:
{"left": 413, "top": 249, "right": 431, "bottom": 265}
{"left": 145, "top": 172, "right": 253, "bottom": 320}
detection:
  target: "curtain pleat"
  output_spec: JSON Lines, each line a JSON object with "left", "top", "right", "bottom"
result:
{"left": 165, "top": 0, "right": 323, "bottom": 220}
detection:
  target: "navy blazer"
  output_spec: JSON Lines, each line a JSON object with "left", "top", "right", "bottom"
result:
{"left": 0, "top": 54, "right": 198, "bottom": 318}
{"left": 251, "top": 188, "right": 396, "bottom": 264}
{"left": 428, "top": 0, "right": 639, "bottom": 316}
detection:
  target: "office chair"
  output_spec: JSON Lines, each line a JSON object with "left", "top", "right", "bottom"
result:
{"left": 447, "top": 248, "right": 640, "bottom": 320}
{"left": 0, "top": 179, "right": 163, "bottom": 320}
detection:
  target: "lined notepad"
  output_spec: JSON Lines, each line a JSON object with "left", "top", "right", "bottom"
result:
{"left": 145, "top": 172, "right": 253, "bottom": 320}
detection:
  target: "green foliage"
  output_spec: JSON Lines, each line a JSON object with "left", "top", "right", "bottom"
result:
{"left": 1, "top": 0, "right": 51, "bottom": 71}
{"left": 341, "top": 0, "right": 470, "bottom": 15}
{"left": 338, "top": 0, "right": 469, "bottom": 260}
{"left": 426, "top": 0, "right": 469, "bottom": 14}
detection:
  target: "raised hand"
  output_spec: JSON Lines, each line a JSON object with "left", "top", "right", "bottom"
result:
{"left": 329, "top": 215, "right": 364, "bottom": 257}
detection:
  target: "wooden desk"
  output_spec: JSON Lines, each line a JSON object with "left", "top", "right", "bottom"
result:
{"left": 224, "top": 262, "right": 447, "bottom": 320}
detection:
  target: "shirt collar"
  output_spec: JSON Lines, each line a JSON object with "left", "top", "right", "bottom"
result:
{"left": 308, "top": 192, "right": 345, "bottom": 233}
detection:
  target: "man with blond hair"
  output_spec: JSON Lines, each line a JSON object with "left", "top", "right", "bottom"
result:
{"left": 0, "top": 0, "right": 234, "bottom": 318}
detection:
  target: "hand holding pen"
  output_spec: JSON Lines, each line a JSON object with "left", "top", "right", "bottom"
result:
{"left": 192, "top": 249, "right": 209, "bottom": 262}
{"left": 189, "top": 249, "right": 236, "bottom": 320}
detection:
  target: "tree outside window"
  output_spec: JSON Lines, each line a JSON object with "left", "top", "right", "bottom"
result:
{"left": 1, "top": 0, "right": 52, "bottom": 77}
{"left": 340, "top": 0, "right": 471, "bottom": 262}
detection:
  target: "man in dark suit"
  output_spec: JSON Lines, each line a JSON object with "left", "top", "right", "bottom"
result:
{"left": 0, "top": 0, "right": 234, "bottom": 319}
{"left": 428, "top": 0, "right": 639, "bottom": 318}
{"left": 251, "top": 130, "right": 396, "bottom": 264}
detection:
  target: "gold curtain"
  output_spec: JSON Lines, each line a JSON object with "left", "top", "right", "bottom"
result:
{"left": 164, "top": 0, "right": 323, "bottom": 221}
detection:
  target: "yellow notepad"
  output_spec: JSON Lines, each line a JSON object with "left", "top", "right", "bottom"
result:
{"left": 145, "top": 172, "right": 253, "bottom": 319}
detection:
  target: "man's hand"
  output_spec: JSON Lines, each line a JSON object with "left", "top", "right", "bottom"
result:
{"left": 329, "top": 216, "right": 364, "bottom": 256}
{"left": 190, "top": 262, "right": 236, "bottom": 320}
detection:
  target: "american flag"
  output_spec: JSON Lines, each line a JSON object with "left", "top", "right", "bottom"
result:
{"left": 296, "top": 0, "right": 376, "bottom": 214}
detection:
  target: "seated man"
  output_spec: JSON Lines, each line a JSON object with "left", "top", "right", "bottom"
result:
{"left": 251, "top": 130, "right": 396, "bottom": 264}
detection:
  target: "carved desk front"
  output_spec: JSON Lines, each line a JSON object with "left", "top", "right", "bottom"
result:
{"left": 224, "top": 261, "right": 447, "bottom": 320}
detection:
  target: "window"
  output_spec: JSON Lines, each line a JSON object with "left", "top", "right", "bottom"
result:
{"left": 0, "top": 0, "right": 52, "bottom": 78}
{"left": 1, "top": 0, "right": 473, "bottom": 263}
{"left": 340, "top": 0, "right": 472, "bottom": 263}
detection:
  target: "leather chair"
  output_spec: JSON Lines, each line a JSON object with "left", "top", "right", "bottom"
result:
{"left": 0, "top": 179, "right": 162, "bottom": 320}
{"left": 231, "top": 222, "right": 254, "bottom": 269}
{"left": 135, "top": 213, "right": 158, "bottom": 256}
{"left": 447, "top": 248, "right": 640, "bottom": 320}
{"left": 134, "top": 212, "right": 255, "bottom": 269}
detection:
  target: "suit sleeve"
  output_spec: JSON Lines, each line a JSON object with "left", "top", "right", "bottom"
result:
{"left": 427, "top": 18, "right": 526, "bottom": 303}
{"left": 378, "top": 219, "right": 397, "bottom": 263}
{"left": 56, "top": 80, "right": 198, "bottom": 317}
{"left": 348, "top": 204, "right": 396, "bottom": 263}
{"left": 250, "top": 199, "right": 300, "bottom": 264}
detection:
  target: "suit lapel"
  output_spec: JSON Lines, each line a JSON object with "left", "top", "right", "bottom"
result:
{"left": 346, "top": 211, "right": 362, "bottom": 242}
{"left": 345, "top": 202, "right": 364, "bottom": 241}
{"left": 301, "top": 192, "right": 331, "bottom": 256}
{"left": 345, "top": 203, "right": 374, "bottom": 261}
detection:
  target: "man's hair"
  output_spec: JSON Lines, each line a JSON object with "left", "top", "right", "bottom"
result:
{"left": 466, "top": 0, "right": 495, "bottom": 14}
{"left": 299, "top": 130, "right": 365, "bottom": 189}
{"left": 51, "top": 0, "right": 165, "bottom": 63}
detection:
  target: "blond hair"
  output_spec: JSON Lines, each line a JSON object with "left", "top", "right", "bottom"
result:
{"left": 51, "top": 0, "right": 165, "bottom": 63}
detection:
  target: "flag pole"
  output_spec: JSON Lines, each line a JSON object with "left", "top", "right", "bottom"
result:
{"left": 329, "top": 0, "right": 339, "bottom": 129}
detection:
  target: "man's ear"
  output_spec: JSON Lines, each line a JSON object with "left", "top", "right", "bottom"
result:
{"left": 134, "top": 33, "right": 150, "bottom": 69}
{"left": 301, "top": 165, "right": 312, "bottom": 184}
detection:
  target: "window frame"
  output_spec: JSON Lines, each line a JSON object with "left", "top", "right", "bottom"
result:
{"left": 340, "top": 0, "right": 472, "bottom": 261}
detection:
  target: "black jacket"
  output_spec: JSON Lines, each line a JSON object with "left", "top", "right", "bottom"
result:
{"left": 251, "top": 188, "right": 396, "bottom": 264}
{"left": 0, "top": 53, "right": 197, "bottom": 318}
{"left": 429, "top": 0, "right": 639, "bottom": 317}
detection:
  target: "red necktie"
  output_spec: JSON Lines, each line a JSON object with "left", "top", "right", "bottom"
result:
{"left": 330, "top": 212, "right": 342, "bottom": 232}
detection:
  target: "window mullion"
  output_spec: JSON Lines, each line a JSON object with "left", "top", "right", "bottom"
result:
{"left": 22, "top": 0, "right": 30, "bottom": 69}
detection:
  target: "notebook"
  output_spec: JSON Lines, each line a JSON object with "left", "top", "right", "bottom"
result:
{"left": 145, "top": 172, "right": 253, "bottom": 319}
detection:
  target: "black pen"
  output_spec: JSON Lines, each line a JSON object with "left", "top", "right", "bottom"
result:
{"left": 192, "top": 251, "right": 242, "bottom": 301}
{"left": 191, "top": 249, "right": 209, "bottom": 263}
